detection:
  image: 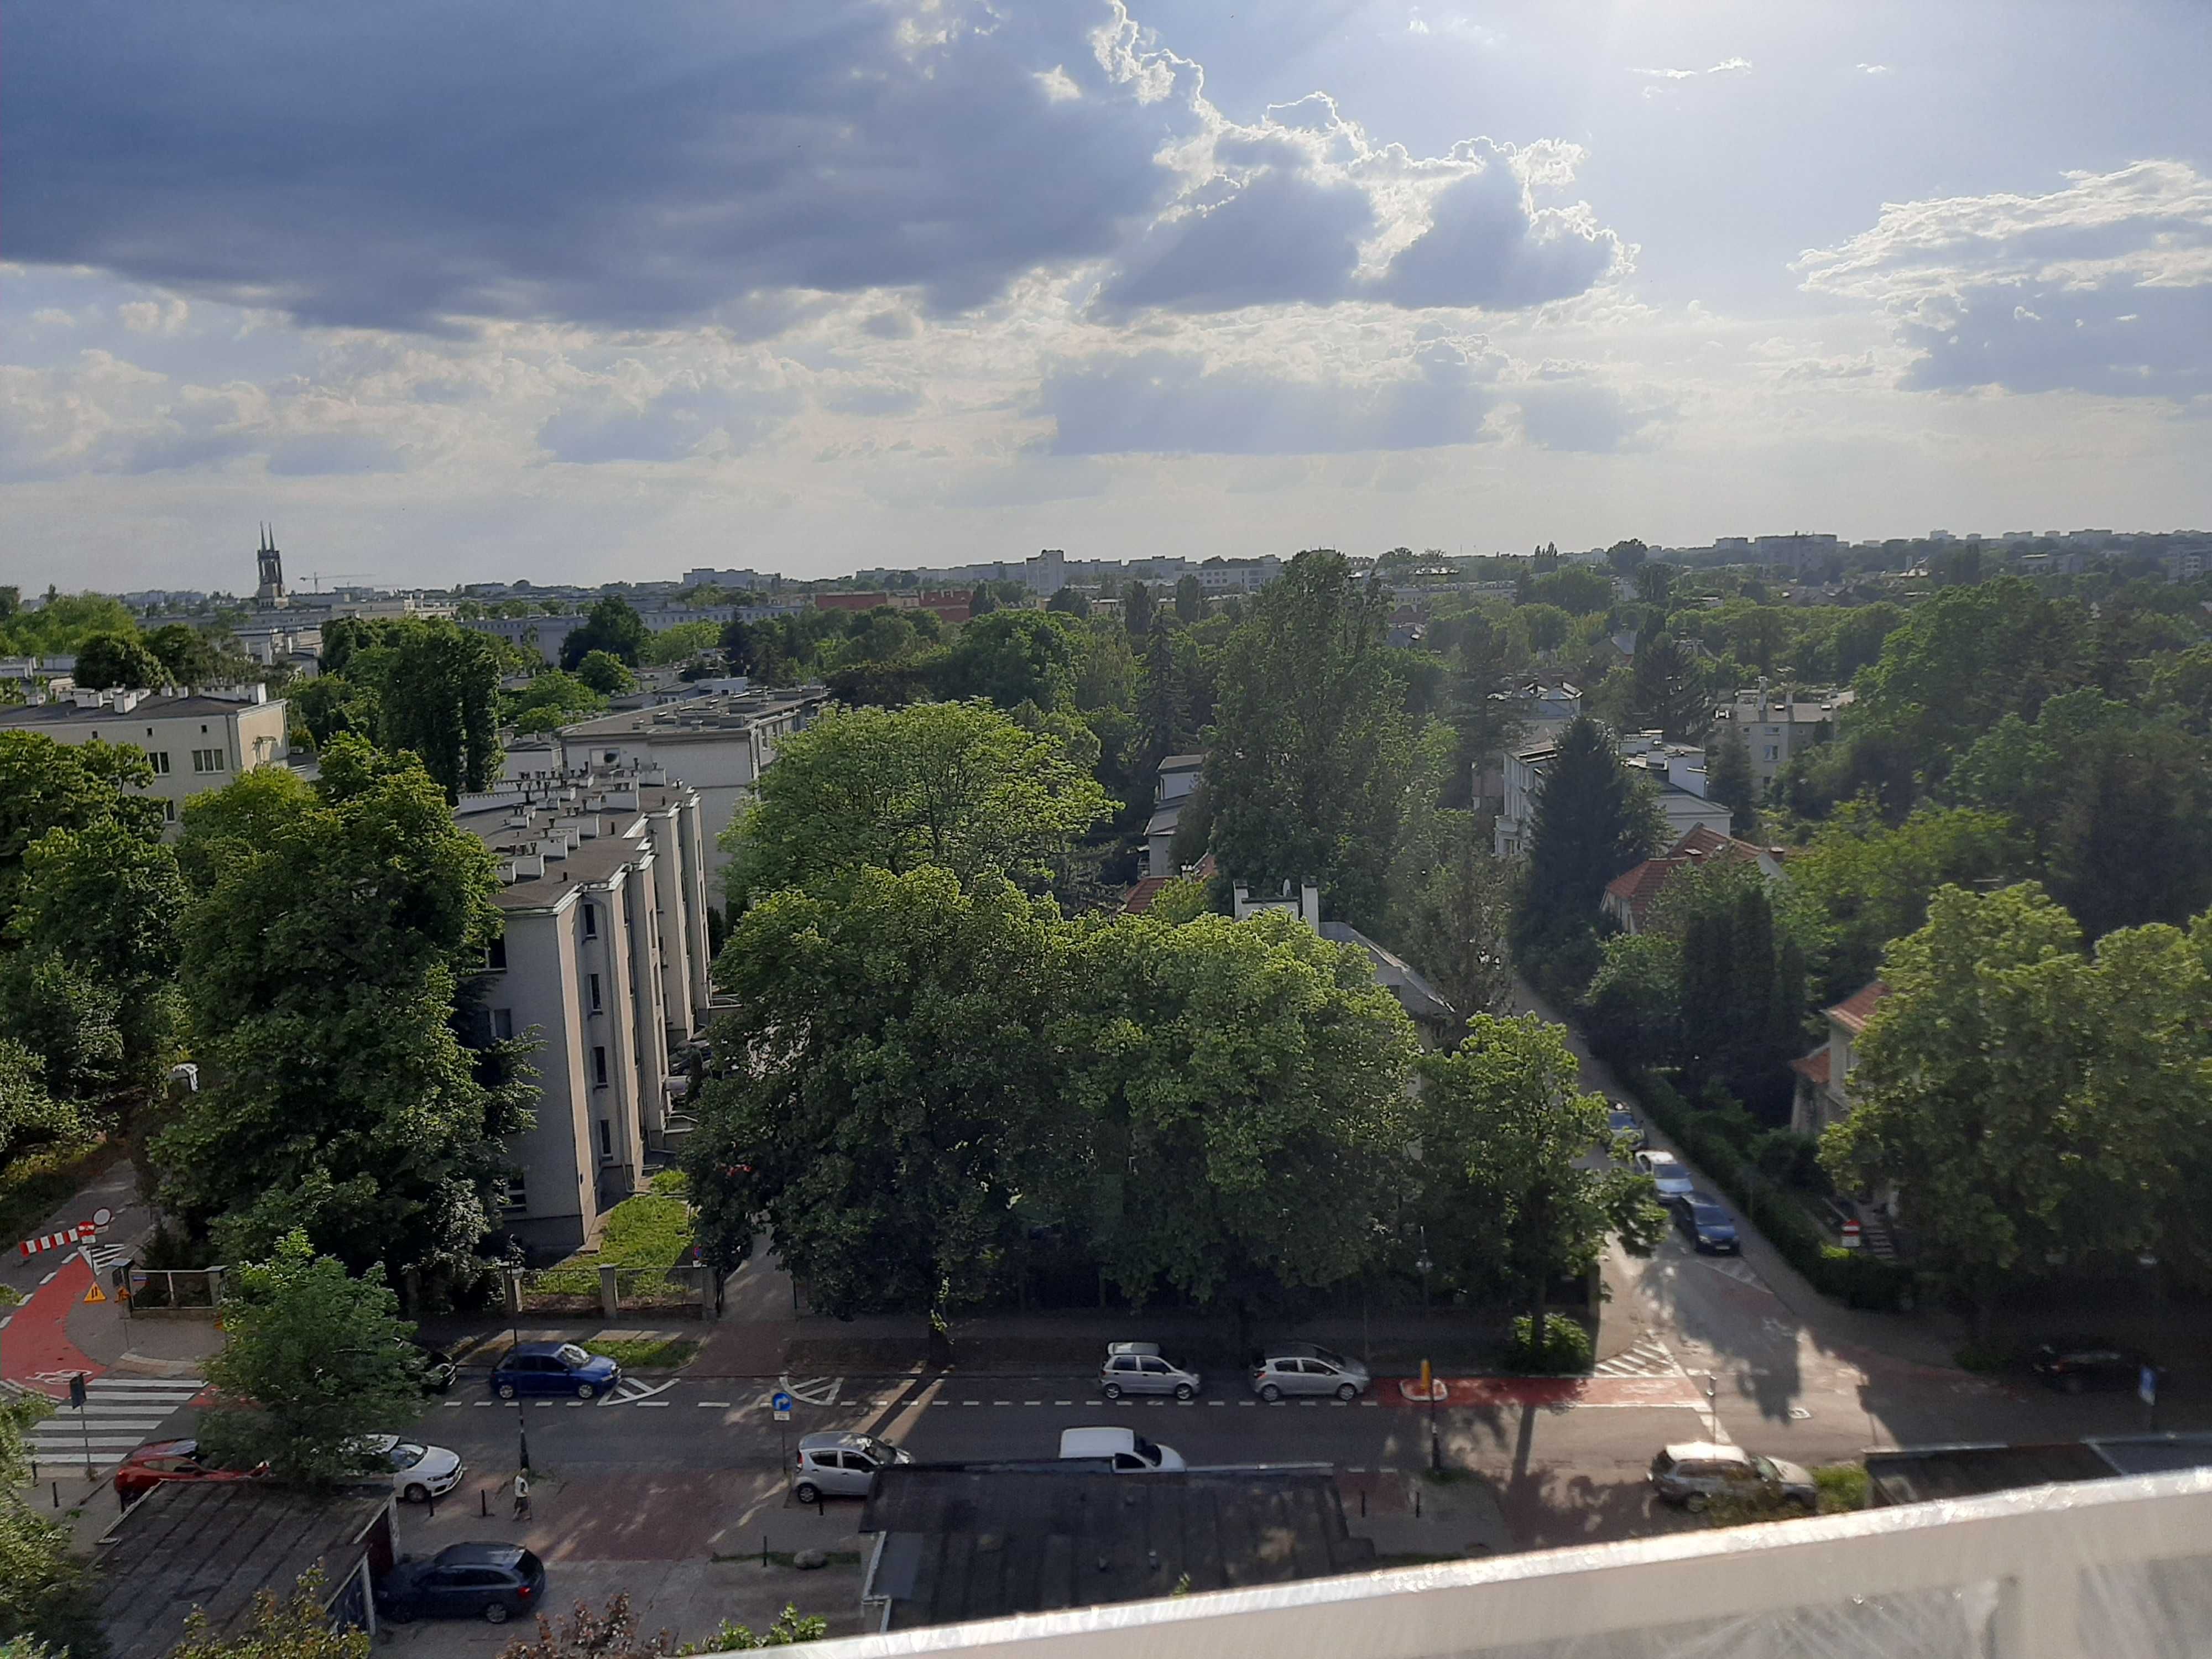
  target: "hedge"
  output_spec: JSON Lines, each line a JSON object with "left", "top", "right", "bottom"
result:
{"left": 1621, "top": 1070, "right": 1917, "bottom": 1311}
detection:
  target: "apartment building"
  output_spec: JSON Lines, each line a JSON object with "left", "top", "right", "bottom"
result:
{"left": 456, "top": 764, "right": 713, "bottom": 1255}
{"left": 552, "top": 686, "right": 829, "bottom": 859}
{"left": 1712, "top": 683, "right": 1848, "bottom": 795}
{"left": 1494, "top": 729, "right": 1729, "bottom": 858}
{"left": 0, "top": 685, "right": 290, "bottom": 831}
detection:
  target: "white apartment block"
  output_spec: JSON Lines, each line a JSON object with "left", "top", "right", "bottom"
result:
{"left": 1712, "top": 684, "right": 1848, "bottom": 795}
{"left": 456, "top": 765, "right": 714, "bottom": 1255}
{"left": 1494, "top": 729, "right": 1729, "bottom": 858}
{"left": 0, "top": 686, "right": 290, "bottom": 832}
{"left": 551, "top": 686, "right": 829, "bottom": 862}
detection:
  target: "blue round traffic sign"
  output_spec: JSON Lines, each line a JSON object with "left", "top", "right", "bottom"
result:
{"left": 771, "top": 1390, "right": 794, "bottom": 1412}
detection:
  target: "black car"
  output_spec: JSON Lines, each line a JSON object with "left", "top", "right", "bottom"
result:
{"left": 2030, "top": 1340, "right": 2149, "bottom": 1395}
{"left": 1674, "top": 1191, "right": 1740, "bottom": 1254}
{"left": 377, "top": 1542, "right": 546, "bottom": 1625}
{"left": 415, "top": 1345, "right": 457, "bottom": 1396}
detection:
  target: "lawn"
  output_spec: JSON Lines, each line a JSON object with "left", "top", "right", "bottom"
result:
{"left": 585, "top": 1335, "right": 702, "bottom": 1370}
{"left": 529, "top": 1182, "right": 696, "bottom": 1300}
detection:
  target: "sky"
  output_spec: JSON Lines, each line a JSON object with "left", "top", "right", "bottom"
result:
{"left": 3, "top": 0, "right": 2209, "bottom": 594}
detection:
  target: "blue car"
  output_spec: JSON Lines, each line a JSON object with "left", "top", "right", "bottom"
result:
{"left": 378, "top": 1542, "right": 546, "bottom": 1625}
{"left": 1675, "top": 1191, "right": 1740, "bottom": 1255}
{"left": 490, "top": 1340, "right": 622, "bottom": 1400}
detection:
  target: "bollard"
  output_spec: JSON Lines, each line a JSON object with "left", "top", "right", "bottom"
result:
{"left": 481, "top": 1489, "right": 490, "bottom": 1519}
{"left": 1359, "top": 1489, "right": 1366, "bottom": 1519}
{"left": 53, "top": 1481, "right": 60, "bottom": 1510}
{"left": 762, "top": 1535, "right": 769, "bottom": 1568}
{"left": 1415, "top": 1485, "right": 1422, "bottom": 1519}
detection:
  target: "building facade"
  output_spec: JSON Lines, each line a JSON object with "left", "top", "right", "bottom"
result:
{"left": 551, "top": 686, "right": 830, "bottom": 865}
{"left": 1712, "top": 684, "right": 1847, "bottom": 796}
{"left": 457, "top": 765, "right": 714, "bottom": 1255}
{"left": 1494, "top": 730, "right": 1730, "bottom": 858}
{"left": 0, "top": 686, "right": 290, "bottom": 831}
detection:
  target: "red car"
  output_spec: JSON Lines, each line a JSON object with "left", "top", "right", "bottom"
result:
{"left": 113, "top": 1439, "right": 261, "bottom": 1504}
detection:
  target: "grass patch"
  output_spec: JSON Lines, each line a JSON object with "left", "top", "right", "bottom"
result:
{"left": 0, "top": 1135, "right": 118, "bottom": 1252}
{"left": 533, "top": 1190, "right": 695, "bottom": 1297}
{"left": 586, "top": 1335, "right": 701, "bottom": 1371}
{"left": 650, "top": 1167, "right": 689, "bottom": 1197}
{"left": 1702, "top": 1462, "right": 1869, "bottom": 1527}
{"left": 0, "top": 1284, "right": 20, "bottom": 1310}
{"left": 1813, "top": 1462, "right": 1869, "bottom": 1512}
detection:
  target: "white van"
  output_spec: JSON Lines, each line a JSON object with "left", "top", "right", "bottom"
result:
{"left": 1058, "top": 1426, "right": 1186, "bottom": 1473}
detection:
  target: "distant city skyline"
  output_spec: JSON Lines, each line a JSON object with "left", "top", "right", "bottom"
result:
{"left": 4, "top": 1, "right": 2207, "bottom": 593}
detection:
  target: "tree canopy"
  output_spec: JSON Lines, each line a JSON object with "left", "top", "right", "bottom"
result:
{"left": 1512, "top": 715, "right": 1662, "bottom": 973}
{"left": 561, "top": 596, "right": 650, "bottom": 668}
{"left": 72, "top": 630, "right": 168, "bottom": 691}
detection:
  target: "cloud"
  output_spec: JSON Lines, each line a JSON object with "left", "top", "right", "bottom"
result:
{"left": 1039, "top": 339, "right": 1498, "bottom": 454}
{"left": 1856, "top": 63, "right": 1892, "bottom": 75}
{"left": 1512, "top": 374, "right": 1668, "bottom": 452}
{"left": 10, "top": 2, "right": 1623, "bottom": 335}
{"left": 537, "top": 379, "right": 797, "bottom": 465}
{"left": 1797, "top": 160, "right": 2212, "bottom": 398}
{"left": 1375, "top": 145, "right": 1621, "bottom": 310}
{"left": 1630, "top": 57, "right": 1752, "bottom": 80}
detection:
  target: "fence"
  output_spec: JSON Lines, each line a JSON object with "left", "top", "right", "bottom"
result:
{"left": 125, "top": 1267, "right": 225, "bottom": 1319}
{"left": 518, "top": 1263, "right": 713, "bottom": 1320}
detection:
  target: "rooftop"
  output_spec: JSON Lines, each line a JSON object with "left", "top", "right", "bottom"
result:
{"left": 1319, "top": 921, "right": 1454, "bottom": 1026}
{"left": 556, "top": 685, "right": 827, "bottom": 739}
{"left": 1828, "top": 980, "right": 1890, "bottom": 1034}
{"left": 452, "top": 765, "right": 695, "bottom": 910}
{"left": 94, "top": 1480, "right": 391, "bottom": 1657}
{"left": 1159, "top": 753, "right": 1207, "bottom": 772}
{"left": 0, "top": 688, "right": 279, "bottom": 726}
{"left": 859, "top": 1463, "right": 1373, "bottom": 1632}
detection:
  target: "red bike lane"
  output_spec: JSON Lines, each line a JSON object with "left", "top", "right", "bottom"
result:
{"left": 0, "top": 1251, "right": 105, "bottom": 1395}
{"left": 1379, "top": 1374, "right": 1704, "bottom": 1410}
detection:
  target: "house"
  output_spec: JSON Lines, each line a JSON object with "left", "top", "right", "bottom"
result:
{"left": 552, "top": 685, "right": 828, "bottom": 862}
{"left": 1144, "top": 754, "right": 1206, "bottom": 878}
{"left": 0, "top": 685, "right": 291, "bottom": 834}
{"left": 1601, "top": 826, "right": 1790, "bottom": 935}
{"left": 1712, "top": 683, "right": 1849, "bottom": 796}
{"left": 1233, "top": 881, "right": 1321, "bottom": 927}
{"left": 1496, "top": 731, "right": 1730, "bottom": 858}
{"left": 455, "top": 764, "right": 714, "bottom": 1254}
{"left": 1790, "top": 980, "right": 1888, "bottom": 1139}
{"left": 857, "top": 1463, "right": 1374, "bottom": 1633}
{"left": 94, "top": 1481, "right": 397, "bottom": 1654}
{"left": 1319, "top": 921, "right": 1457, "bottom": 1044}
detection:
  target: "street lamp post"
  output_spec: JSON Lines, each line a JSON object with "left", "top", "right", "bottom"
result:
{"left": 1416, "top": 1247, "right": 1439, "bottom": 1474}
{"left": 2139, "top": 1251, "right": 2163, "bottom": 1433}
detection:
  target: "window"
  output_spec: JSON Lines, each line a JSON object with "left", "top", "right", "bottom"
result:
{"left": 163, "top": 799, "right": 178, "bottom": 823}
{"left": 485, "top": 937, "right": 508, "bottom": 971}
{"left": 490, "top": 1008, "right": 514, "bottom": 1042}
{"left": 582, "top": 901, "right": 599, "bottom": 938}
{"left": 148, "top": 750, "right": 171, "bottom": 775}
{"left": 588, "top": 973, "right": 602, "bottom": 1013}
{"left": 191, "top": 747, "right": 227, "bottom": 774}
{"left": 1764, "top": 745, "right": 1779, "bottom": 761}
{"left": 592, "top": 1046, "right": 608, "bottom": 1087}
{"left": 598, "top": 1119, "right": 614, "bottom": 1159}
{"left": 502, "top": 1175, "right": 527, "bottom": 1211}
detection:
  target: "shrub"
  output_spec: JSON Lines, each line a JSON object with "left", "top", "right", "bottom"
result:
{"left": 1503, "top": 1314, "right": 1594, "bottom": 1374}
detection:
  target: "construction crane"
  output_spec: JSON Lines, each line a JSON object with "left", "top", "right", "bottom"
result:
{"left": 295, "top": 572, "right": 378, "bottom": 593}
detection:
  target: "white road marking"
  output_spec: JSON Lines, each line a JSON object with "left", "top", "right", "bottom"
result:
{"left": 39, "top": 1271, "right": 56, "bottom": 1286}
{"left": 699, "top": 1400, "right": 732, "bottom": 1408}
{"left": 635, "top": 1400, "right": 671, "bottom": 1408}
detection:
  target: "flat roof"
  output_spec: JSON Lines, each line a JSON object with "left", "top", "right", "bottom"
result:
{"left": 861, "top": 1464, "right": 1372, "bottom": 1631}
{"left": 95, "top": 1481, "right": 390, "bottom": 1656}
{"left": 556, "top": 687, "right": 825, "bottom": 739}
{"left": 456, "top": 782, "right": 685, "bottom": 911}
{"left": 0, "top": 693, "right": 282, "bottom": 727}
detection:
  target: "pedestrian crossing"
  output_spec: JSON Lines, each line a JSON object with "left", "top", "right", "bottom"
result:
{"left": 84, "top": 1242, "right": 130, "bottom": 1275}
{"left": 1593, "top": 1334, "right": 1686, "bottom": 1380}
{"left": 18, "top": 1376, "right": 205, "bottom": 1472}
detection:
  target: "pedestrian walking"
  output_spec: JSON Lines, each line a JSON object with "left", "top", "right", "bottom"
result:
{"left": 513, "top": 1469, "right": 532, "bottom": 1522}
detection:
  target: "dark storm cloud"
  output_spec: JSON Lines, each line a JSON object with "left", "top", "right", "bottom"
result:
{"left": 1039, "top": 341, "right": 1496, "bottom": 454}
{"left": 4, "top": 3, "right": 1196, "bottom": 333}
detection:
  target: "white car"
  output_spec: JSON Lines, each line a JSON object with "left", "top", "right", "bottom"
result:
{"left": 1059, "top": 1426, "right": 1186, "bottom": 1472}
{"left": 356, "top": 1433, "right": 466, "bottom": 1503}
{"left": 1634, "top": 1149, "right": 1694, "bottom": 1204}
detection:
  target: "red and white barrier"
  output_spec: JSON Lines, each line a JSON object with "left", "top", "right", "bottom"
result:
{"left": 17, "top": 1208, "right": 110, "bottom": 1259}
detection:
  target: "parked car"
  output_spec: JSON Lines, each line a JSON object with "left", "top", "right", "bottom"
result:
{"left": 1634, "top": 1150, "right": 1694, "bottom": 1204}
{"left": 1606, "top": 1107, "right": 1647, "bottom": 1153}
{"left": 1674, "top": 1192, "right": 1740, "bottom": 1255}
{"left": 2030, "top": 1340, "right": 2150, "bottom": 1395}
{"left": 1250, "top": 1343, "right": 1370, "bottom": 1402}
{"left": 113, "top": 1439, "right": 260, "bottom": 1504}
{"left": 1058, "top": 1426, "right": 1186, "bottom": 1472}
{"left": 490, "top": 1341, "right": 621, "bottom": 1400}
{"left": 414, "top": 1345, "right": 457, "bottom": 1396}
{"left": 353, "top": 1433, "right": 466, "bottom": 1503}
{"left": 790, "top": 1430, "right": 911, "bottom": 1504}
{"left": 1100, "top": 1342, "right": 1202, "bottom": 1402}
{"left": 377, "top": 1542, "right": 546, "bottom": 1625}
{"left": 1649, "top": 1443, "right": 1815, "bottom": 1512}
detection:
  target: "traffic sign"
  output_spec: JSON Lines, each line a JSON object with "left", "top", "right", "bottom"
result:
{"left": 2140, "top": 1365, "right": 2158, "bottom": 1406}
{"left": 771, "top": 1389, "right": 794, "bottom": 1422}
{"left": 92, "top": 1207, "right": 113, "bottom": 1229}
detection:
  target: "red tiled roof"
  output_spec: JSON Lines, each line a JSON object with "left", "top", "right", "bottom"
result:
{"left": 1791, "top": 1046, "right": 1832, "bottom": 1087}
{"left": 1604, "top": 856, "right": 1689, "bottom": 929}
{"left": 1123, "top": 878, "right": 1171, "bottom": 915}
{"left": 1828, "top": 980, "right": 1890, "bottom": 1034}
{"left": 813, "top": 592, "right": 891, "bottom": 611}
{"left": 1665, "top": 825, "right": 1768, "bottom": 867}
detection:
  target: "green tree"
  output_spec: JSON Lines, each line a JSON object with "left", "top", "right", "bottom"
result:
{"left": 1526, "top": 567, "right": 1614, "bottom": 616}
{"left": 289, "top": 674, "right": 380, "bottom": 751}
{"left": 0, "top": 734, "right": 166, "bottom": 930}
{"left": 967, "top": 585, "right": 998, "bottom": 618}
{"left": 156, "top": 739, "right": 533, "bottom": 1282}
{"left": 1822, "top": 884, "right": 2212, "bottom": 1341}
{"left": 1606, "top": 539, "right": 1649, "bottom": 576}
{"left": 1053, "top": 912, "right": 1418, "bottom": 1318}
{"left": 1396, "top": 810, "right": 1514, "bottom": 1025}
{"left": 1704, "top": 725, "right": 1757, "bottom": 836}
{"left": 726, "top": 700, "right": 1109, "bottom": 902}
{"left": 363, "top": 620, "right": 505, "bottom": 800}
{"left": 1128, "top": 624, "right": 1191, "bottom": 786}
{"left": 1512, "top": 716, "right": 1662, "bottom": 970}
{"left": 1045, "top": 588, "right": 1090, "bottom": 618}
{"left": 1173, "top": 573, "right": 1204, "bottom": 624}
{"left": 196, "top": 1232, "right": 422, "bottom": 1486}
{"left": 72, "top": 630, "right": 169, "bottom": 691}
{"left": 1630, "top": 634, "right": 1711, "bottom": 742}
{"left": 575, "top": 649, "right": 636, "bottom": 696}
{"left": 170, "top": 1568, "right": 368, "bottom": 1659}
{"left": 1673, "top": 863, "right": 1806, "bottom": 1114}
{"left": 640, "top": 620, "right": 722, "bottom": 666}
{"left": 1415, "top": 1014, "right": 1665, "bottom": 1347}
{"left": 491, "top": 1594, "right": 826, "bottom": 1656}
{"left": 561, "top": 596, "right": 650, "bottom": 669}
{"left": 1123, "top": 581, "right": 1156, "bottom": 640}
{"left": 145, "top": 623, "right": 226, "bottom": 686}
{"left": 0, "top": 1039, "right": 76, "bottom": 1166}
{"left": 683, "top": 869, "right": 1063, "bottom": 1358}
{"left": 507, "top": 670, "right": 609, "bottom": 734}
{"left": 1634, "top": 562, "right": 1675, "bottom": 608}
{"left": 931, "top": 611, "right": 1078, "bottom": 711}
{"left": 1205, "top": 551, "right": 1420, "bottom": 931}
{"left": 1, "top": 1391, "right": 106, "bottom": 1658}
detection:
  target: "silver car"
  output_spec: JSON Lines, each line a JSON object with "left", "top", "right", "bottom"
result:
{"left": 1650, "top": 1442, "right": 1815, "bottom": 1512}
{"left": 1100, "top": 1342, "right": 1202, "bottom": 1402}
{"left": 1635, "top": 1149, "right": 1694, "bottom": 1204}
{"left": 790, "top": 1431, "right": 909, "bottom": 1504}
{"left": 1251, "top": 1343, "right": 1370, "bottom": 1402}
